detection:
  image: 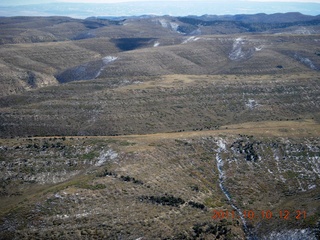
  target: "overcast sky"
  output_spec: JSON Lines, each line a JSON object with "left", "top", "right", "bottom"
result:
{"left": 0, "top": 0, "right": 319, "bottom": 17}
{"left": 58, "top": 0, "right": 320, "bottom": 2}
{"left": 1, "top": 0, "right": 320, "bottom": 4}
{"left": 62, "top": 0, "right": 320, "bottom": 2}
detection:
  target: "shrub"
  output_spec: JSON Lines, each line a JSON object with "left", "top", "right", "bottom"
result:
{"left": 188, "top": 201, "right": 206, "bottom": 210}
{"left": 140, "top": 195, "right": 185, "bottom": 207}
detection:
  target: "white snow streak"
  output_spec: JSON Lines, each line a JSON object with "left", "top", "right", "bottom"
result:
{"left": 95, "top": 149, "right": 118, "bottom": 166}
{"left": 95, "top": 56, "right": 118, "bottom": 78}
{"left": 102, "top": 56, "right": 118, "bottom": 64}
{"left": 294, "top": 53, "right": 317, "bottom": 70}
{"left": 182, "top": 36, "right": 200, "bottom": 44}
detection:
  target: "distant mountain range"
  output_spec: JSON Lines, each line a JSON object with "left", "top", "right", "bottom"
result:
{"left": 0, "top": 1, "right": 320, "bottom": 18}
{"left": 184, "top": 12, "right": 320, "bottom": 23}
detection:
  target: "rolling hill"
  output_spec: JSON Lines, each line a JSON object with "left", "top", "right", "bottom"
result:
{"left": 0, "top": 13, "right": 319, "bottom": 96}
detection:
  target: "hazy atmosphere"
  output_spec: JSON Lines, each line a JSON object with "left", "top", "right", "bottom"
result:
{"left": 0, "top": 0, "right": 320, "bottom": 17}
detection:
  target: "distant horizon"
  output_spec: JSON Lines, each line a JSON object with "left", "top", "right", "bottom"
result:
{"left": 0, "top": 1, "right": 319, "bottom": 18}
{"left": 1, "top": 0, "right": 320, "bottom": 5}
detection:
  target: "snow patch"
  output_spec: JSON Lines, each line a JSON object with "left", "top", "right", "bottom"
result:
{"left": 56, "top": 214, "right": 70, "bottom": 219}
{"left": 255, "top": 46, "right": 263, "bottom": 51}
{"left": 262, "top": 229, "right": 317, "bottom": 240}
{"left": 95, "top": 149, "right": 118, "bottom": 166}
{"left": 54, "top": 193, "right": 63, "bottom": 199}
{"left": 309, "top": 156, "right": 320, "bottom": 178}
{"left": 215, "top": 139, "right": 251, "bottom": 236}
{"left": 75, "top": 212, "right": 89, "bottom": 218}
{"left": 182, "top": 36, "right": 200, "bottom": 44}
{"left": 190, "top": 28, "right": 201, "bottom": 35}
{"left": 33, "top": 170, "right": 80, "bottom": 184}
{"left": 95, "top": 56, "right": 118, "bottom": 78}
{"left": 55, "top": 212, "right": 90, "bottom": 220}
{"left": 293, "top": 27, "right": 315, "bottom": 35}
{"left": 158, "top": 19, "right": 180, "bottom": 32}
{"left": 308, "top": 184, "right": 316, "bottom": 190}
{"left": 217, "top": 139, "right": 226, "bottom": 151}
{"left": 102, "top": 56, "right": 117, "bottom": 64}
{"left": 294, "top": 53, "right": 318, "bottom": 70}
{"left": 170, "top": 22, "right": 179, "bottom": 31}
{"left": 133, "top": 81, "right": 143, "bottom": 84}
{"left": 273, "top": 151, "right": 286, "bottom": 183}
{"left": 229, "top": 37, "right": 255, "bottom": 61}
{"left": 229, "top": 38, "right": 245, "bottom": 60}
{"left": 245, "top": 99, "right": 259, "bottom": 110}
{"left": 158, "top": 19, "right": 168, "bottom": 28}
{"left": 297, "top": 179, "right": 306, "bottom": 192}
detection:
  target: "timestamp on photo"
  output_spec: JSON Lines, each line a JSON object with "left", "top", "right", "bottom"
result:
{"left": 212, "top": 209, "right": 307, "bottom": 220}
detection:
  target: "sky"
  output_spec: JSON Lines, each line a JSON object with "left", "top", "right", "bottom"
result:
{"left": 1, "top": 0, "right": 320, "bottom": 4}
{"left": 58, "top": 0, "right": 320, "bottom": 2}
{"left": 0, "top": 0, "right": 319, "bottom": 17}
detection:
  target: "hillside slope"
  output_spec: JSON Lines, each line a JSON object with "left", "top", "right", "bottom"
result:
{"left": 0, "top": 122, "right": 319, "bottom": 239}
{"left": 1, "top": 14, "right": 320, "bottom": 96}
{"left": 1, "top": 74, "right": 319, "bottom": 138}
